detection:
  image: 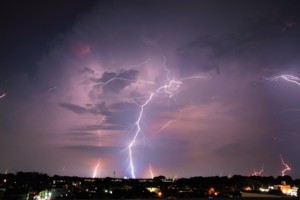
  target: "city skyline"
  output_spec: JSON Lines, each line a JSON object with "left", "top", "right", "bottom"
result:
{"left": 1, "top": 0, "right": 300, "bottom": 178}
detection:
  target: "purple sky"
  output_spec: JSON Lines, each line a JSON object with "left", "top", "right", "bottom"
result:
{"left": 1, "top": 0, "right": 300, "bottom": 178}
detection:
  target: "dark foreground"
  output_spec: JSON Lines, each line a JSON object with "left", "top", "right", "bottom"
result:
{"left": 1, "top": 172, "right": 300, "bottom": 199}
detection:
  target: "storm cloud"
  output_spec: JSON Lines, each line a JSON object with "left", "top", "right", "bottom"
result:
{"left": 1, "top": 0, "right": 300, "bottom": 178}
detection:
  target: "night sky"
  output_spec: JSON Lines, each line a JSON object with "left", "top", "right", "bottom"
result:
{"left": 1, "top": 0, "right": 300, "bottom": 179}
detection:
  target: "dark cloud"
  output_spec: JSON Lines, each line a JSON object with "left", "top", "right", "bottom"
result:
{"left": 73, "top": 124, "right": 124, "bottom": 131}
{"left": 103, "top": 103, "right": 138, "bottom": 129}
{"left": 177, "top": 7, "right": 300, "bottom": 76}
{"left": 59, "top": 103, "right": 88, "bottom": 114}
{"left": 66, "top": 131, "right": 100, "bottom": 141}
{"left": 101, "top": 111, "right": 137, "bottom": 130}
{"left": 62, "top": 145, "right": 121, "bottom": 157}
{"left": 110, "top": 102, "right": 138, "bottom": 111}
{"left": 213, "top": 142, "right": 250, "bottom": 158}
{"left": 61, "top": 101, "right": 138, "bottom": 130}
{"left": 93, "top": 69, "right": 139, "bottom": 93}
{"left": 176, "top": 36, "right": 220, "bottom": 74}
{"left": 87, "top": 102, "right": 108, "bottom": 115}
{"left": 81, "top": 67, "right": 95, "bottom": 75}
{"left": 60, "top": 102, "right": 106, "bottom": 116}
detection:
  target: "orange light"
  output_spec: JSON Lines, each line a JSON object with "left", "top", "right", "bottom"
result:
{"left": 158, "top": 192, "right": 162, "bottom": 197}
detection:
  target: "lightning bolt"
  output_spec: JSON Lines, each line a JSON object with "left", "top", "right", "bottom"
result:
{"left": 127, "top": 57, "right": 208, "bottom": 178}
{"left": 260, "top": 75, "right": 299, "bottom": 177}
{"left": 156, "top": 116, "right": 180, "bottom": 134}
{"left": 127, "top": 78, "right": 205, "bottom": 177}
{"left": 173, "top": 175, "right": 178, "bottom": 180}
{"left": 280, "top": 155, "right": 291, "bottom": 176}
{"left": 264, "top": 74, "right": 300, "bottom": 87}
{"left": 62, "top": 166, "right": 65, "bottom": 175}
{"left": 91, "top": 57, "right": 207, "bottom": 178}
{"left": 47, "top": 86, "right": 57, "bottom": 92}
{"left": 0, "top": 93, "right": 6, "bottom": 99}
{"left": 251, "top": 164, "right": 264, "bottom": 176}
{"left": 261, "top": 72, "right": 300, "bottom": 148}
{"left": 92, "top": 120, "right": 105, "bottom": 178}
{"left": 93, "top": 73, "right": 155, "bottom": 86}
{"left": 92, "top": 159, "right": 101, "bottom": 178}
{"left": 149, "top": 164, "right": 154, "bottom": 179}
{"left": 128, "top": 93, "right": 154, "bottom": 179}
{"left": 155, "top": 78, "right": 206, "bottom": 135}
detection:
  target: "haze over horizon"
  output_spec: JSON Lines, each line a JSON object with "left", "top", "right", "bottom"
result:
{"left": 1, "top": 0, "right": 300, "bottom": 179}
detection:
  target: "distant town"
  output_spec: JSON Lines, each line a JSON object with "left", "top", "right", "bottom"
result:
{"left": 0, "top": 172, "right": 299, "bottom": 199}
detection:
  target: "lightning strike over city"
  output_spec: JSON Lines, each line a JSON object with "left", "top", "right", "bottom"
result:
{"left": 1, "top": 0, "right": 300, "bottom": 182}
{"left": 127, "top": 92, "right": 154, "bottom": 178}
{"left": 120, "top": 57, "right": 207, "bottom": 178}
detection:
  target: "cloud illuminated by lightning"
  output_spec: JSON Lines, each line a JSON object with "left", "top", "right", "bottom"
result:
{"left": 280, "top": 155, "right": 291, "bottom": 176}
